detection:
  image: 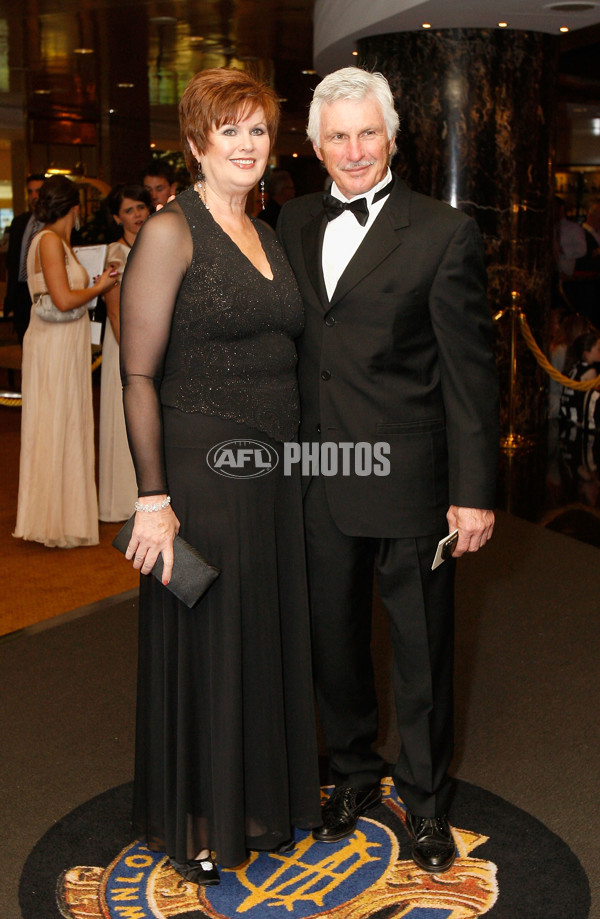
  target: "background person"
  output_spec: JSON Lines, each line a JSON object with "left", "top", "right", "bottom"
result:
{"left": 119, "top": 68, "right": 320, "bottom": 886}
{"left": 141, "top": 162, "right": 177, "bottom": 209}
{"left": 547, "top": 309, "right": 590, "bottom": 419}
{"left": 13, "top": 175, "right": 118, "bottom": 547}
{"left": 98, "top": 183, "right": 151, "bottom": 522}
{"left": 278, "top": 66, "right": 499, "bottom": 874}
{"left": 570, "top": 199, "right": 600, "bottom": 326}
{"left": 4, "top": 173, "right": 46, "bottom": 342}
{"left": 559, "top": 330, "right": 600, "bottom": 428}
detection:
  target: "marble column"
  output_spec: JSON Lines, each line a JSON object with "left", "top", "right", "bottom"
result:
{"left": 360, "top": 29, "right": 560, "bottom": 443}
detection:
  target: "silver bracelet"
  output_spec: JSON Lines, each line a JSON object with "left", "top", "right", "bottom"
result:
{"left": 134, "top": 496, "right": 171, "bottom": 513}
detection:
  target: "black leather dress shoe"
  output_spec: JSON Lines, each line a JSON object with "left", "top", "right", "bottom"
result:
{"left": 313, "top": 783, "right": 382, "bottom": 842}
{"left": 405, "top": 812, "right": 456, "bottom": 873}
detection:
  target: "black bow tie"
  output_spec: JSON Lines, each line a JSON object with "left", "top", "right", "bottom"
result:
{"left": 323, "top": 194, "right": 369, "bottom": 226}
{"left": 322, "top": 176, "right": 395, "bottom": 227}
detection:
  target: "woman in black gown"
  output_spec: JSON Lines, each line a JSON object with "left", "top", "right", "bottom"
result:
{"left": 120, "top": 69, "right": 321, "bottom": 885}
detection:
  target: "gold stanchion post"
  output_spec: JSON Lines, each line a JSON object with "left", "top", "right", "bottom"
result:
{"left": 496, "top": 290, "right": 535, "bottom": 452}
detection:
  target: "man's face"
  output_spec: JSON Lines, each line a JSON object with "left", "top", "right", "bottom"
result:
{"left": 313, "top": 96, "right": 394, "bottom": 200}
{"left": 143, "top": 175, "right": 175, "bottom": 207}
{"left": 26, "top": 180, "right": 44, "bottom": 210}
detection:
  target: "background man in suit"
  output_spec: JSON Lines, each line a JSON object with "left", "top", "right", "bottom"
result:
{"left": 141, "top": 162, "right": 177, "bottom": 210}
{"left": 4, "top": 173, "right": 46, "bottom": 343}
{"left": 278, "top": 68, "right": 499, "bottom": 874}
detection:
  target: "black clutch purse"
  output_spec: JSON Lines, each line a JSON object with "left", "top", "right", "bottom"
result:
{"left": 112, "top": 515, "right": 220, "bottom": 608}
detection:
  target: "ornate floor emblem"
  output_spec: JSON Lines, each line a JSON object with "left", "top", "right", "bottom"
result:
{"left": 56, "top": 781, "right": 498, "bottom": 919}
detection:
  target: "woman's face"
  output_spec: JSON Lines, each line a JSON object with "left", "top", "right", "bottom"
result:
{"left": 196, "top": 107, "right": 270, "bottom": 198}
{"left": 116, "top": 198, "right": 150, "bottom": 238}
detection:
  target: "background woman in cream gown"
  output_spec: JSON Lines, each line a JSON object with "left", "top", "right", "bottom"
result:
{"left": 99, "top": 184, "right": 151, "bottom": 521}
{"left": 14, "top": 175, "right": 119, "bottom": 548}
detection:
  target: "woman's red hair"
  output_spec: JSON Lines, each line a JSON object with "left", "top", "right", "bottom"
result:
{"left": 179, "top": 69, "right": 280, "bottom": 179}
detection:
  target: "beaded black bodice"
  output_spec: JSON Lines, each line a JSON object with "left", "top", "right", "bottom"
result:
{"left": 120, "top": 187, "right": 304, "bottom": 495}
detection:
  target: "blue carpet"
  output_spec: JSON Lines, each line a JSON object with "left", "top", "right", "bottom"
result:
{"left": 19, "top": 778, "right": 589, "bottom": 919}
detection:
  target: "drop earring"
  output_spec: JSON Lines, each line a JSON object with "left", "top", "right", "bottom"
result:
{"left": 74, "top": 213, "right": 81, "bottom": 231}
{"left": 194, "top": 161, "right": 209, "bottom": 210}
{"left": 260, "top": 178, "right": 265, "bottom": 211}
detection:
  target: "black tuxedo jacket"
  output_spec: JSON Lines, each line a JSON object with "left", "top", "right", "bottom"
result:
{"left": 278, "top": 179, "right": 499, "bottom": 538}
{"left": 4, "top": 211, "right": 31, "bottom": 314}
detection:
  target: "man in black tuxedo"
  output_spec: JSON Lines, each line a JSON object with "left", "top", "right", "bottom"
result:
{"left": 278, "top": 68, "right": 499, "bottom": 873}
{"left": 4, "top": 174, "right": 46, "bottom": 343}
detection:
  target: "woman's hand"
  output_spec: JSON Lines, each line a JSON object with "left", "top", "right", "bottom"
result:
{"left": 92, "top": 266, "right": 121, "bottom": 296}
{"left": 125, "top": 498, "right": 180, "bottom": 585}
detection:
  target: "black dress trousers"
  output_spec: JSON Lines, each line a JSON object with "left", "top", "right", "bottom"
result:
{"left": 303, "top": 472, "right": 456, "bottom": 817}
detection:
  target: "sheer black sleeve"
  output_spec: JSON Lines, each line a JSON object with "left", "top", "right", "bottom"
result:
{"left": 120, "top": 204, "right": 192, "bottom": 496}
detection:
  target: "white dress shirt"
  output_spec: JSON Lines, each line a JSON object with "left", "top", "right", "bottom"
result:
{"left": 322, "top": 169, "right": 393, "bottom": 301}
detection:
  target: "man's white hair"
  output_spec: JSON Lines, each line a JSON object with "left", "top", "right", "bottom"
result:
{"left": 307, "top": 67, "right": 399, "bottom": 156}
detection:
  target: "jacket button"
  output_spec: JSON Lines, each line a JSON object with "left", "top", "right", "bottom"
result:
{"left": 321, "top": 370, "right": 331, "bottom": 381}
{"left": 324, "top": 315, "right": 336, "bottom": 326}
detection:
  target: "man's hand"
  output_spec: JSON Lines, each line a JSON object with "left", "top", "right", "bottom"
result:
{"left": 155, "top": 195, "right": 176, "bottom": 211}
{"left": 446, "top": 506, "right": 494, "bottom": 556}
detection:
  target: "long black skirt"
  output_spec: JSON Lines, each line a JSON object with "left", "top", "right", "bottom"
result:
{"left": 132, "top": 410, "right": 321, "bottom": 868}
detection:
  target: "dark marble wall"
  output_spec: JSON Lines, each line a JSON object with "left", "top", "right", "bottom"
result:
{"left": 360, "top": 29, "right": 560, "bottom": 442}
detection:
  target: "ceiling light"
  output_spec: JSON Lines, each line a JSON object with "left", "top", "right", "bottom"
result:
{"left": 498, "top": 21, "right": 508, "bottom": 27}
{"left": 352, "top": 50, "right": 358, "bottom": 56}
{"left": 292, "top": 153, "right": 298, "bottom": 158}
{"left": 74, "top": 47, "right": 94, "bottom": 54}
{"left": 422, "top": 23, "right": 432, "bottom": 28}
{"left": 150, "top": 143, "right": 156, "bottom": 148}
{"left": 34, "top": 89, "right": 51, "bottom": 95}
{"left": 302, "top": 69, "right": 316, "bottom": 75}
{"left": 560, "top": 25, "right": 570, "bottom": 30}
{"left": 117, "top": 83, "right": 134, "bottom": 88}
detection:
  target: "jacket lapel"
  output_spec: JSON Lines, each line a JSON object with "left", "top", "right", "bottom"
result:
{"left": 300, "top": 203, "right": 329, "bottom": 309}
{"left": 329, "top": 180, "right": 411, "bottom": 308}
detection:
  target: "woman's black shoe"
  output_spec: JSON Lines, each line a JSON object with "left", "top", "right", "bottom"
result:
{"left": 275, "top": 838, "right": 295, "bottom": 854}
{"left": 168, "top": 855, "right": 220, "bottom": 886}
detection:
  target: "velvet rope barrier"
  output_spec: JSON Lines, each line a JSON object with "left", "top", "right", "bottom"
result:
{"left": 517, "top": 312, "right": 600, "bottom": 392}
{"left": 494, "top": 291, "right": 600, "bottom": 451}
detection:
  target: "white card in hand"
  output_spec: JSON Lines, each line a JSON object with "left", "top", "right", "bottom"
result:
{"left": 431, "top": 529, "right": 458, "bottom": 570}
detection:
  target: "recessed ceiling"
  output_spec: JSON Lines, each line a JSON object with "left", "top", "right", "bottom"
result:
{"left": 314, "top": 0, "right": 600, "bottom": 72}
{"left": 1, "top": 0, "right": 600, "bottom": 163}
